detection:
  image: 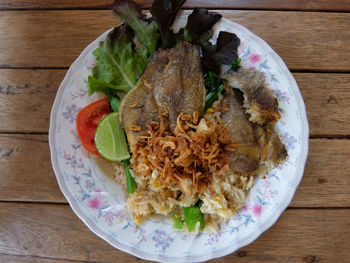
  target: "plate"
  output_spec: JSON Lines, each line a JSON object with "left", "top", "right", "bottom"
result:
{"left": 49, "top": 14, "right": 309, "bottom": 262}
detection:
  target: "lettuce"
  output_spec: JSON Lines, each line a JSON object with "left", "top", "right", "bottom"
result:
{"left": 150, "top": 0, "right": 186, "bottom": 48}
{"left": 202, "top": 31, "right": 241, "bottom": 73}
{"left": 88, "top": 25, "right": 147, "bottom": 95}
{"left": 182, "top": 8, "right": 222, "bottom": 43}
{"left": 112, "top": 0, "right": 159, "bottom": 55}
{"left": 89, "top": 0, "right": 161, "bottom": 96}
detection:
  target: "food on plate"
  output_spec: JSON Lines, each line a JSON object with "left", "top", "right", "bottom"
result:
{"left": 119, "top": 41, "right": 205, "bottom": 150}
{"left": 76, "top": 0, "right": 287, "bottom": 232}
{"left": 76, "top": 98, "right": 113, "bottom": 155}
{"left": 219, "top": 83, "right": 287, "bottom": 175}
{"left": 222, "top": 68, "right": 281, "bottom": 124}
{"left": 95, "top": 112, "right": 130, "bottom": 161}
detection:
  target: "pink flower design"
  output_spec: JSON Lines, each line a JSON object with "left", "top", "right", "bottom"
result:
{"left": 249, "top": 53, "right": 261, "bottom": 64}
{"left": 88, "top": 197, "right": 102, "bottom": 210}
{"left": 252, "top": 203, "right": 263, "bottom": 217}
{"left": 87, "top": 62, "right": 96, "bottom": 70}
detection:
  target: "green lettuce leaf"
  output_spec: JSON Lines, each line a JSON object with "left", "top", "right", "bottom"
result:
{"left": 88, "top": 25, "right": 148, "bottom": 95}
{"left": 112, "top": 0, "right": 159, "bottom": 54}
{"left": 134, "top": 47, "right": 148, "bottom": 78}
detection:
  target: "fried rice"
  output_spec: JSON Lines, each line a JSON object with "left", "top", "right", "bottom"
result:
{"left": 114, "top": 105, "right": 258, "bottom": 233}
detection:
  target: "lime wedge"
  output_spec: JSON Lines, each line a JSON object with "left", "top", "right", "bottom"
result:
{"left": 95, "top": 112, "right": 130, "bottom": 161}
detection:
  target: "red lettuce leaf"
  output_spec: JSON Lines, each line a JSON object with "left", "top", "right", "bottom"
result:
{"left": 202, "top": 31, "right": 240, "bottom": 73}
{"left": 183, "top": 8, "right": 222, "bottom": 43}
{"left": 150, "top": 0, "right": 186, "bottom": 48}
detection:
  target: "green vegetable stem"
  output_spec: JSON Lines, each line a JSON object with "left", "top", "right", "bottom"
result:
{"left": 123, "top": 159, "right": 137, "bottom": 194}
{"left": 204, "top": 71, "right": 224, "bottom": 111}
{"left": 106, "top": 89, "right": 136, "bottom": 194}
{"left": 172, "top": 213, "right": 184, "bottom": 230}
{"left": 183, "top": 204, "right": 205, "bottom": 232}
{"left": 231, "top": 57, "right": 241, "bottom": 71}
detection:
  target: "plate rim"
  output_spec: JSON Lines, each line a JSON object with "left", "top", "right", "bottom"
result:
{"left": 49, "top": 17, "right": 309, "bottom": 262}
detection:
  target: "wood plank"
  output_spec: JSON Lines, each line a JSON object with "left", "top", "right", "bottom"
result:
{"left": 0, "top": 134, "right": 65, "bottom": 203}
{"left": 0, "top": 69, "right": 65, "bottom": 133}
{"left": 0, "top": 203, "right": 349, "bottom": 262}
{"left": 295, "top": 73, "right": 350, "bottom": 137}
{"left": 290, "top": 138, "right": 350, "bottom": 207}
{"left": 1, "top": 0, "right": 350, "bottom": 11}
{"left": 1, "top": 134, "right": 349, "bottom": 207}
{"left": 0, "top": 254, "right": 89, "bottom": 263}
{"left": 2, "top": 70, "right": 350, "bottom": 136}
{"left": 0, "top": 11, "right": 119, "bottom": 69}
{"left": 0, "top": 11, "right": 349, "bottom": 70}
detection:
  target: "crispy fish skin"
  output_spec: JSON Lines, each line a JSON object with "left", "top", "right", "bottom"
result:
{"left": 120, "top": 42, "right": 205, "bottom": 150}
{"left": 222, "top": 68, "right": 281, "bottom": 124}
{"left": 219, "top": 86, "right": 260, "bottom": 176}
{"left": 119, "top": 52, "right": 167, "bottom": 150}
{"left": 254, "top": 124, "right": 287, "bottom": 167}
{"left": 220, "top": 82, "right": 286, "bottom": 176}
{"left": 152, "top": 42, "right": 205, "bottom": 132}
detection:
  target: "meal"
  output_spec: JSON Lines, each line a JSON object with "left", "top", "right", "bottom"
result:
{"left": 76, "top": 0, "right": 287, "bottom": 233}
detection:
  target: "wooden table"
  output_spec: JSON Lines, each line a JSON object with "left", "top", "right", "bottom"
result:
{"left": 0, "top": 1, "right": 349, "bottom": 262}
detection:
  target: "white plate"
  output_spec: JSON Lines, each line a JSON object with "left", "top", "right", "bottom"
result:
{"left": 49, "top": 15, "right": 309, "bottom": 262}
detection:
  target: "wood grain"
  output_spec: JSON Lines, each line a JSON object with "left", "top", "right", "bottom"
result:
{"left": 1, "top": 70, "right": 350, "bottom": 136}
{"left": 295, "top": 73, "right": 350, "bottom": 137}
{"left": 1, "top": 0, "right": 349, "bottom": 11}
{"left": 0, "top": 254, "right": 88, "bottom": 263}
{"left": 0, "top": 11, "right": 349, "bottom": 70}
{"left": 0, "top": 203, "right": 349, "bottom": 262}
{"left": 290, "top": 138, "right": 350, "bottom": 207}
{"left": 0, "top": 134, "right": 65, "bottom": 203}
{"left": 1, "top": 134, "right": 349, "bottom": 207}
{"left": 0, "top": 69, "right": 65, "bottom": 133}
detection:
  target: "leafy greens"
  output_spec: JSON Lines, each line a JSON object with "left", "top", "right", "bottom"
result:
{"left": 88, "top": 24, "right": 148, "bottom": 95}
{"left": 204, "top": 71, "right": 224, "bottom": 111}
{"left": 112, "top": 0, "right": 159, "bottom": 55}
{"left": 182, "top": 8, "right": 222, "bottom": 43}
{"left": 202, "top": 31, "right": 241, "bottom": 73}
{"left": 150, "top": 0, "right": 186, "bottom": 48}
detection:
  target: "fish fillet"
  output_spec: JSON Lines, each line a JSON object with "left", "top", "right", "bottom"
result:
{"left": 119, "top": 42, "right": 205, "bottom": 150}
{"left": 219, "top": 82, "right": 286, "bottom": 176}
{"left": 151, "top": 42, "right": 205, "bottom": 132}
{"left": 219, "top": 87, "right": 260, "bottom": 176}
{"left": 222, "top": 68, "right": 281, "bottom": 124}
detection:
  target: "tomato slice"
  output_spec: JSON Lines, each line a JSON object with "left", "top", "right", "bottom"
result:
{"left": 76, "top": 98, "right": 113, "bottom": 155}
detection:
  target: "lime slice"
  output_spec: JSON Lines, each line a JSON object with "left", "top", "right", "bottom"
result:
{"left": 95, "top": 112, "right": 130, "bottom": 161}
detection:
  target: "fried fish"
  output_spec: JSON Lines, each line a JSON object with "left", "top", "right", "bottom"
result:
{"left": 222, "top": 68, "right": 281, "bottom": 124}
{"left": 219, "top": 81, "right": 287, "bottom": 177}
{"left": 119, "top": 42, "right": 205, "bottom": 150}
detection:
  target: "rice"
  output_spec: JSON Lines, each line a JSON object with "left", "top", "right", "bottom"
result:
{"left": 114, "top": 161, "right": 255, "bottom": 232}
{"left": 114, "top": 105, "right": 267, "bottom": 232}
